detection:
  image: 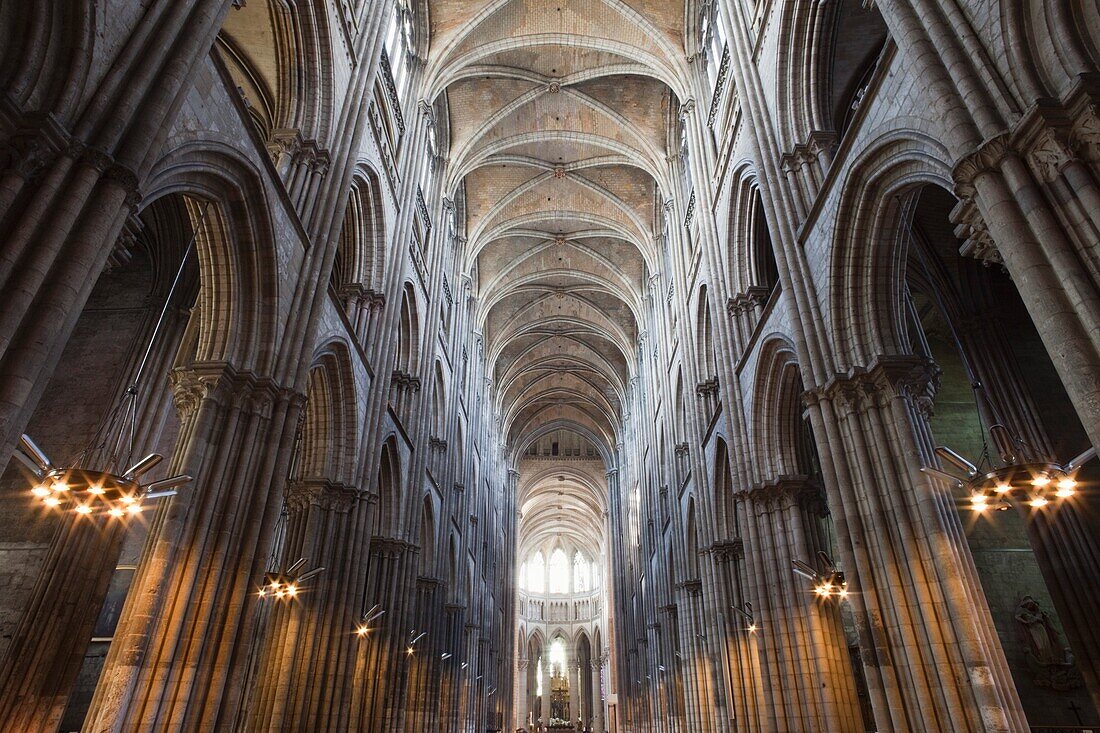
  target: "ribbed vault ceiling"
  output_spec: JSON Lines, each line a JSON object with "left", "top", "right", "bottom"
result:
{"left": 430, "top": 0, "right": 685, "bottom": 546}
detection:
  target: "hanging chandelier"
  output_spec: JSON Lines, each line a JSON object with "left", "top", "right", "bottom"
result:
{"left": 16, "top": 434, "right": 189, "bottom": 518}
{"left": 13, "top": 206, "right": 208, "bottom": 519}
{"left": 922, "top": 424, "right": 1096, "bottom": 512}
{"left": 791, "top": 551, "right": 848, "bottom": 601}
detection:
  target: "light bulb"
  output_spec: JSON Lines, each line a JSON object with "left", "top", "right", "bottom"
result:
{"left": 74, "top": 504, "right": 92, "bottom": 515}
{"left": 994, "top": 483, "right": 1011, "bottom": 494}
{"left": 87, "top": 485, "right": 105, "bottom": 495}
{"left": 258, "top": 588, "right": 267, "bottom": 597}
{"left": 286, "top": 584, "right": 297, "bottom": 597}
{"left": 356, "top": 626, "right": 369, "bottom": 637}
{"left": 126, "top": 503, "right": 142, "bottom": 515}
{"left": 1055, "top": 477, "right": 1076, "bottom": 498}
{"left": 747, "top": 624, "right": 757, "bottom": 633}
{"left": 51, "top": 480, "right": 68, "bottom": 492}
{"left": 970, "top": 493, "right": 988, "bottom": 511}
{"left": 407, "top": 647, "right": 415, "bottom": 655}
{"left": 120, "top": 495, "right": 136, "bottom": 506}
{"left": 1029, "top": 497, "right": 1049, "bottom": 508}
{"left": 1031, "top": 475, "right": 1051, "bottom": 488}
{"left": 31, "top": 485, "right": 49, "bottom": 498}
{"left": 108, "top": 507, "right": 125, "bottom": 517}
{"left": 44, "top": 496, "right": 61, "bottom": 508}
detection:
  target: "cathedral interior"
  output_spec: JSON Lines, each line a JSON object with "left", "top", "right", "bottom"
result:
{"left": 1, "top": 1, "right": 1100, "bottom": 732}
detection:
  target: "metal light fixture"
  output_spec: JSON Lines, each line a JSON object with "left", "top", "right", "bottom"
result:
{"left": 355, "top": 604, "right": 386, "bottom": 637}
{"left": 922, "top": 424, "right": 1096, "bottom": 513}
{"left": 731, "top": 601, "right": 756, "bottom": 632}
{"left": 792, "top": 551, "right": 848, "bottom": 601}
{"left": 406, "top": 630, "right": 426, "bottom": 654}
{"left": 257, "top": 557, "right": 325, "bottom": 601}
{"left": 16, "top": 434, "right": 190, "bottom": 519}
{"left": 14, "top": 207, "right": 209, "bottom": 519}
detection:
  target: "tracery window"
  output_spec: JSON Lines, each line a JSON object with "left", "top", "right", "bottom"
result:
{"left": 701, "top": 1, "right": 734, "bottom": 140}
{"left": 420, "top": 110, "right": 439, "bottom": 186}
{"left": 527, "top": 551, "right": 545, "bottom": 593}
{"left": 548, "top": 638, "right": 568, "bottom": 677}
{"left": 548, "top": 548, "right": 569, "bottom": 594}
{"left": 573, "top": 551, "right": 589, "bottom": 592}
{"left": 384, "top": 1, "right": 415, "bottom": 105}
{"left": 677, "top": 116, "right": 693, "bottom": 195}
{"left": 629, "top": 486, "right": 641, "bottom": 549}
{"left": 701, "top": 2, "right": 729, "bottom": 93}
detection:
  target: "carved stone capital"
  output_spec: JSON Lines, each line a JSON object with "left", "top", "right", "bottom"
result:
{"left": 286, "top": 478, "right": 360, "bottom": 514}
{"left": 953, "top": 134, "right": 1012, "bottom": 190}
{"left": 678, "top": 579, "right": 703, "bottom": 598}
{"left": 709, "top": 538, "right": 744, "bottom": 562}
{"left": 950, "top": 193, "right": 1004, "bottom": 268}
{"left": 734, "top": 475, "right": 818, "bottom": 509}
{"left": 416, "top": 575, "right": 441, "bottom": 591}
{"left": 0, "top": 114, "right": 69, "bottom": 180}
{"left": 168, "top": 364, "right": 300, "bottom": 422}
{"left": 370, "top": 535, "right": 411, "bottom": 558}
{"left": 390, "top": 369, "right": 422, "bottom": 392}
{"left": 726, "top": 286, "right": 771, "bottom": 316}
{"left": 807, "top": 355, "right": 940, "bottom": 419}
{"left": 695, "top": 377, "right": 720, "bottom": 396}
{"left": 267, "top": 128, "right": 303, "bottom": 163}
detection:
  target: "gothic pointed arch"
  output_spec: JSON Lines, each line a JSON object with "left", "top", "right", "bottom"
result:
{"left": 217, "top": 0, "right": 337, "bottom": 145}
{"left": 332, "top": 166, "right": 387, "bottom": 299}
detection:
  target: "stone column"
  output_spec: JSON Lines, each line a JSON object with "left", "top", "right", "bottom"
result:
{"left": 83, "top": 363, "right": 304, "bottom": 731}
{"left": 540, "top": 658, "right": 551, "bottom": 728}
{"left": 569, "top": 663, "right": 581, "bottom": 726}
{"left": 347, "top": 536, "right": 404, "bottom": 729}
{"left": 804, "top": 356, "right": 1028, "bottom": 733}
{"left": 736, "top": 479, "right": 863, "bottom": 732}
{"left": 1019, "top": 504, "right": 1100, "bottom": 713}
{"left": 246, "top": 478, "right": 361, "bottom": 731}
{"left": 514, "top": 658, "right": 528, "bottom": 731}
{"left": 0, "top": 0, "right": 232, "bottom": 462}
{"left": 590, "top": 659, "right": 604, "bottom": 733}
{"left": 0, "top": 515, "right": 126, "bottom": 731}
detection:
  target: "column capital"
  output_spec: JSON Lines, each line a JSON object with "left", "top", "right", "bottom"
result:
{"left": 170, "top": 362, "right": 302, "bottom": 419}
{"left": 285, "top": 478, "right": 360, "bottom": 514}
{"left": 804, "top": 355, "right": 940, "bottom": 419}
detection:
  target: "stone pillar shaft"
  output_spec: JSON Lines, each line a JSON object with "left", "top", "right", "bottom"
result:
{"left": 0, "top": 0, "right": 231, "bottom": 462}
{"left": 246, "top": 479, "right": 361, "bottom": 731}
{"left": 83, "top": 364, "right": 302, "bottom": 731}
{"left": 0, "top": 517, "right": 126, "bottom": 731}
